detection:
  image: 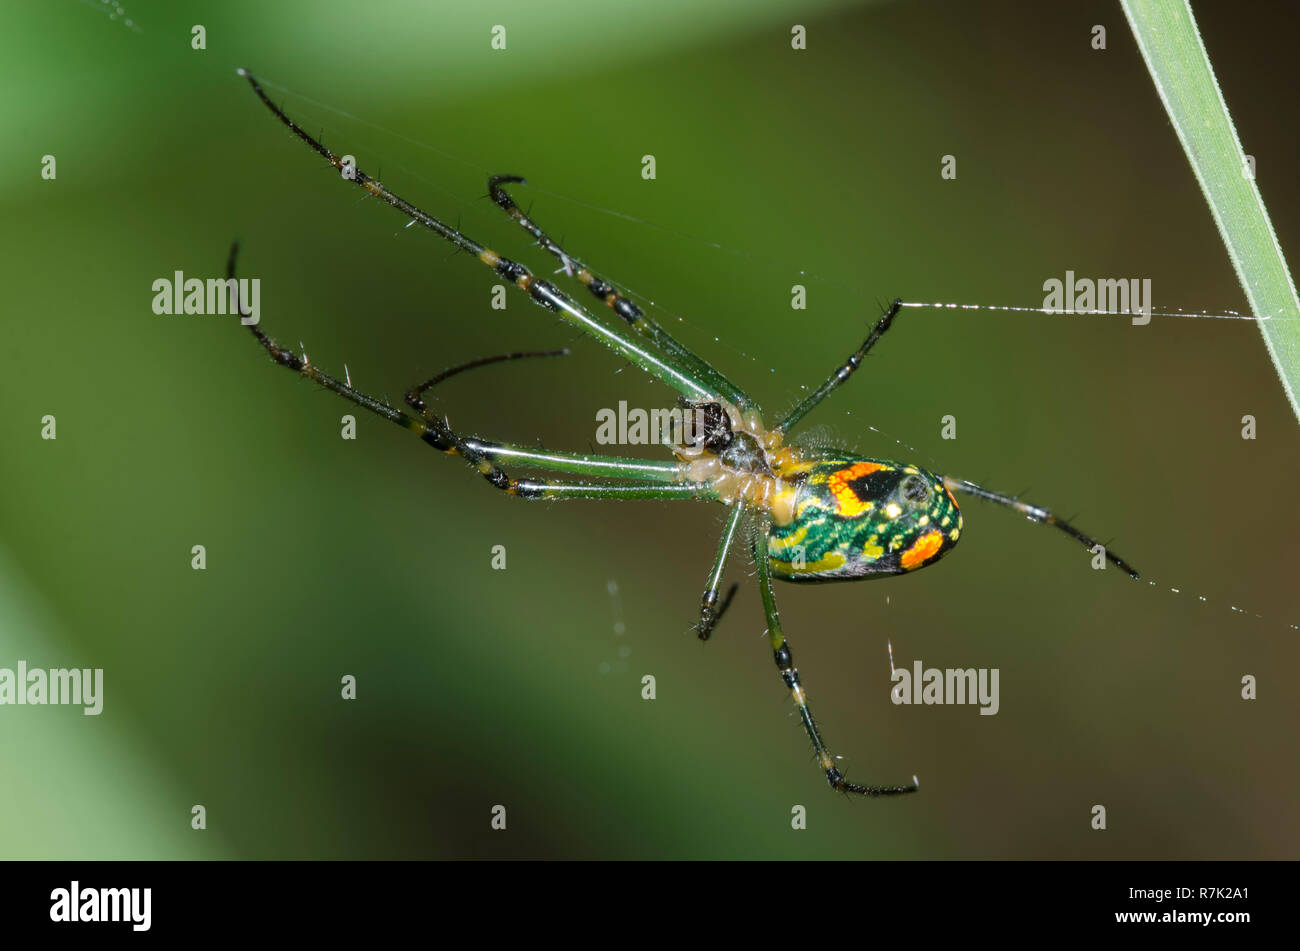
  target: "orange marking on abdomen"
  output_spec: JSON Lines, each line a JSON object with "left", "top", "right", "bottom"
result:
{"left": 827, "top": 461, "right": 884, "bottom": 518}
{"left": 901, "top": 530, "right": 944, "bottom": 570}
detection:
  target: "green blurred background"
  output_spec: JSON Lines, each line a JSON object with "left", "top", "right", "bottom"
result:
{"left": 1, "top": 0, "right": 1297, "bottom": 859}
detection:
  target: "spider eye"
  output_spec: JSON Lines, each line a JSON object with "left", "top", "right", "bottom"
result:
{"left": 901, "top": 475, "right": 931, "bottom": 507}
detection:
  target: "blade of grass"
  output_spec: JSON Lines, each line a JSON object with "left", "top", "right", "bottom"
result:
{"left": 1122, "top": 0, "right": 1300, "bottom": 423}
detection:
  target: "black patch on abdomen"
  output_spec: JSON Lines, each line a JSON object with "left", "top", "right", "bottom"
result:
{"left": 847, "top": 468, "right": 901, "bottom": 506}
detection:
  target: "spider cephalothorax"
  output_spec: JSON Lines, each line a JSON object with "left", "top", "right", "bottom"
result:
{"left": 675, "top": 398, "right": 733, "bottom": 453}
{"left": 232, "top": 69, "right": 1138, "bottom": 798}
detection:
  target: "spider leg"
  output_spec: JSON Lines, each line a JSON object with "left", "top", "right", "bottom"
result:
{"left": 459, "top": 440, "right": 688, "bottom": 486}
{"left": 487, "top": 175, "right": 756, "bottom": 410}
{"left": 226, "top": 243, "right": 709, "bottom": 502}
{"left": 696, "top": 504, "right": 744, "bottom": 641}
{"left": 943, "top": 476, "right": 1140, "bottom": 578}
{"left": 405, "top": 348, "right": 569, "bottom": 416}
{"left": 776, "top": 298, "right": 902, "bottom": 433}
{"left": 753, "top": 516, "right": 920, "bottom": 797}
{"left": 397, "top": 347, "right": 698, "bottom": 483}
{"left": 238, "top": 70, "right": 716, "bottom": 405}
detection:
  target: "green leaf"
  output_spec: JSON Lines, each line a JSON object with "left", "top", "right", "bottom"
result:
{"left": 1122, "top": 0, "right": 1300, "bottom": 423}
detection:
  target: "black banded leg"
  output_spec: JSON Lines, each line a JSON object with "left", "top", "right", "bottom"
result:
{"left": 752, "top": 520, "right": 919, "bottom": 797}
{"left": 237, "top": 70, "right": 713, "bottom": 404}
{"left": 405, "top": 348, "right": 570, "bottom": 417}
{"left": 227, "top": 242, "right": 441, "bottom": 437}
{"left": 943, "top": 476, "right": 1140, "bottom": 579}
{"left": 398, "top": 346, "right": 693, "bottom": 485}
{"left": 696, "top": 504, "right": 744, "bottom": 641}
{"left": 487, "top": 175, "right": 755, "bottom": 410}
{"left": 776, "top": 298, "right": 903, "bottom": 433}
{"left": 227, "top": 244, "right": 712, "bottom": 504}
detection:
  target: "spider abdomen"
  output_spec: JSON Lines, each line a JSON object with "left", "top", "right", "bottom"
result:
{"left": 767, "top": 457, "right": 961, "bottom": 582}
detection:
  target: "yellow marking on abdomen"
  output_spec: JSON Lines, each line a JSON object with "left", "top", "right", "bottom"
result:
{"left": 827, "top": 462, "right": 884, "bottom": 518}
{"left": 770, "top": 550, "right": 847, "bottom": 576}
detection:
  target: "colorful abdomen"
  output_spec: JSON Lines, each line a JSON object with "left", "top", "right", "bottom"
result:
{"left": 767, "top": 457, "right": 962, "bottom": 582}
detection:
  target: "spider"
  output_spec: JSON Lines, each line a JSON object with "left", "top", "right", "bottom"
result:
{"left": 230, "top": 69, "right": 1139, "bottom": 797}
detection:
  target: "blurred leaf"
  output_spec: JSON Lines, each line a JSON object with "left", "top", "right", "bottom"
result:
{"left": 1123, "top": 0, "right": 1300, "bottom": 422}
